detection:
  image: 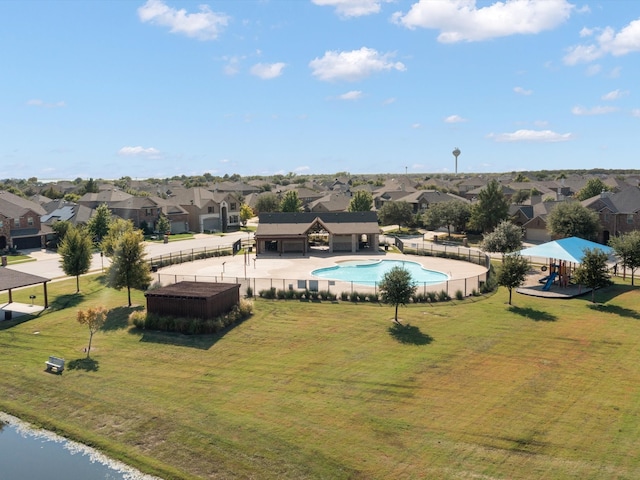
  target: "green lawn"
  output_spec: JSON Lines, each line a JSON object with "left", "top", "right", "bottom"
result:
{"left": 1, "top": 275, "right": 640, "bottom": 479}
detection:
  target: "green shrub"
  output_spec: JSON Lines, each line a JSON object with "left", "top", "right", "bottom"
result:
{"left": 276, "top": 289, "right": 287, "bottom": 299}
{"left": 340, "top": 292, "right": 349, "bottom": 301}
{"left": 259, "top": 287, "right": 276, "bottom": 299}
{"left": 426, "top": 291, "right": 437, "bottom": 303}
{"left": 437, "top": 290, "right": 451, "bottom": 302}
{"left": 455, "top": 290, "right": 464, "bottom": 300}
{"left": 368, "top": 293, "right": 379, "bottom": 302}
{"left": 246, "top": 286, "right": 253, "bottom": 298}
{"left": 129, "top": 310, "right": 147, "bottom": 329}
{"left": 349, "top": 291, "right": 360, "bottom": 302}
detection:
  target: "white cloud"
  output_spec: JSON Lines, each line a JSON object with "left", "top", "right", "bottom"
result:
{"left": 312, "top": 0, "right": 390, "bottom": 18}
{"left": 138, "top": 0, "right": 229, "bottom": 41}
{"left": 27, "top": 99, "right": 66, "bottom": 108}
{"left": 309, "top": 47, "right": 406, "bottom": 82}
{"left": 601, "top": 89, "right": 628, "bottom": 101}
{"left": 571, "top": 105, "right": 618, "bottom": 115}
{"left": 338, "top": 90, "right": 363, "bottom": 100}
{"left": 514, "top": 86, "right": 533, "bottom": 95}
{"left": 444, "top": 114, "right": 468, "bottom": 123}
{"left": 382, "top": 97, "right": 396, "bottom": 105}
{"left": 118, "top": 146, "right": 161, "bottom": 157}
{"left": 393, "top": 0, "right": 574, "bottom": 43}
{"left": 632, "top": 109, "right": 640, "bottom": 118}
{"left": 564, "top": 18, "right": 640, "bottom": 65}
{"left": 585, "top": 64, "right": 602, "bottom": 76}
{"left": 533, "top": 120, "right": 549, "bottom": 127}
{"left": 250, "top": 62, "right": 286, "bottom": 79}
{"left": 487, "top": 129, "right": 574, "bottom": 142}
{"left": 294, "top": 165, "right": 310, "bottom": 173}
{"left": 411, "top": 123, "right": 422, "bottom": 129}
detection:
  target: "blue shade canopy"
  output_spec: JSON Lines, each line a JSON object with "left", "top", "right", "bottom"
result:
{"left": 518, "top": 237, "right": 614, "bottom": 264}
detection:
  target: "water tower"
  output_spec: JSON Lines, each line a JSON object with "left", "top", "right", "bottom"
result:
{"left": 452, "top": 147, "right": 461, "bottom": 174}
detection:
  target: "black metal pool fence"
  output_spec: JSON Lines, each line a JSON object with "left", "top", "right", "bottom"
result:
{"left": 151, "top": 237, "right": 491, "bottom": 299}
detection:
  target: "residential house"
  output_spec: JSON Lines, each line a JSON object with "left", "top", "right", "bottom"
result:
{"left": 109, "top": 196, "right": 189, "bottom": 234}
{"left": 306, "top": 193, "right": 352, "bottom": 213}
{"left": 0, "top": 191, "right": 48, "bottom": 250}
{"left": 582, "top": 186, "right": 640, "bottom": 244}
{"left": 396, "top": 190, "right": 469, "bottom": 214}
{"left": 171, "top": 187, "right": 241, "bottom": 233}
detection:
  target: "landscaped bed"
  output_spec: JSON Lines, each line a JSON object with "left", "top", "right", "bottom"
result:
{"left": 1, "top": 274, "right": 640, "bottom": 479}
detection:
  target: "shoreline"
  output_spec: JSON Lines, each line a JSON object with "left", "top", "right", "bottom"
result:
{"left": 0, "top": 412, "right": 163, "bottom": 480}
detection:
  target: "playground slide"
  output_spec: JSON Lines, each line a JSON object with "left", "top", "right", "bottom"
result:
{"left": 542, "top": 272, "right": 557, "bottom": 291}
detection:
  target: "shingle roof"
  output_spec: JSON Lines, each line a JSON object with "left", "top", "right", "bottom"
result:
{"left": 0, "top": 268, "right": 49, "bottom": 291}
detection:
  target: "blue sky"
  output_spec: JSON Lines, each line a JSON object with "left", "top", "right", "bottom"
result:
{"left": 2, "top": 0, "right": 640, "bottom": 181}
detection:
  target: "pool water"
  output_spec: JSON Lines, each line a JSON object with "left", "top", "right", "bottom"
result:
{"left": 311, "top": 259, "right": 448, "bottom": 286}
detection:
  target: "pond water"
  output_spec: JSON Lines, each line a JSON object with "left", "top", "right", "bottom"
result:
{"left": 0, "top": 412, "right": 162, "bottom": 480}
{"left": 311, "top": 259, "right": 448, "bottom": 286}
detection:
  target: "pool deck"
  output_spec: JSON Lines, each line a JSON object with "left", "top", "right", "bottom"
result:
{"left": 157, "top": 250, "right": 487, "bottom": 284}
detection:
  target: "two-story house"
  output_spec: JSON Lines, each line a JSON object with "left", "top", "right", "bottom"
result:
{"left": 0, "top": 191, "right": 48, "bottom": 250}
{"left": 170, "top": 187, "right": 241, "bottom": 233}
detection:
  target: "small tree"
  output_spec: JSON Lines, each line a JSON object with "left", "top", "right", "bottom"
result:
{"left": 378, "top": 201, "right": 414, "bottom": 228}
{"left": 106, "top": 229, "right": 152, "bottom": 306}
{"left": 239, "top": 203, "right": 254, "bottom": 227}
{"left": 468, "top": 179, "right": 510, "bottom": 233}
{"left": 280, "top": 190, "right": 302, "bottom": 212}
{"left": 156, "top": 214, "right": 171, "bottom": 235}
{"left": 254, "top": 193, "right": 280, "bottom": 213}
{"left": 348, "top": 190, "right": 373, "bottom": 212}
{"left": 481, "top": 220, "right": 523, "bottom": 261}
{"left": 58, "top": 226, "right": 93, "bottom": 293}
{"left": 86, "top": 203, "right": 112, "bottom": 245}
{"left": 101, "top": 218, "right": 135, "bottom": 258}
{"left": 546, "top": 201, "right": 600, "bottom": 241}
{"left": 379, "top": 266, "right": 416, "bottom": 323}
{"left": 609, "top": 231, "right": 640, "bottom": 285}
{"left": 51, "top": 219, "right": 72, "bottom": 247}
{"left": 573, "top": 248, "right": 610, "bottom": 303}
{"left": 575, "top": 178, "right": 612, "bottom": 201}
{"left": 77, "top": 306, "right": 107, "bottom": 358}
{"left": 422, "top": 201, "right": 471, "bottom": 238}
{"left": 497, "top": 253, "right": 530, "bottom": 305}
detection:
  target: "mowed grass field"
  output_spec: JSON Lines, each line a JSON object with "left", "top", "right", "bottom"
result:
{"left": 1, "top": 274, "right": 640, "bottom": 479}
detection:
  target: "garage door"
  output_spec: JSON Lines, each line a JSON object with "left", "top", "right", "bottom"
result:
{"left": 13, "top": 236, "right": 41, "bottom": 250}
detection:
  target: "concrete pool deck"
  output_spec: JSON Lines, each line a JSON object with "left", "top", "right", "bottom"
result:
{"left": 154, "top": 249, "right": 488, "bottom": 295}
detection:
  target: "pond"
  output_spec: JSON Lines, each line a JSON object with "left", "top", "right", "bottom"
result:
{"left": 0, "top": 412, "right": 162, "bottom": 480}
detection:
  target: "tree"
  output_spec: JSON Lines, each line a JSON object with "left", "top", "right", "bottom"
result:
{"left": 106, "top": 229, "right": 152, "bottom": 306}
{"left": 575, "top": 178, "right": 612, "bottom": 201}
{"left": 422, "top": 201, "right": 471, "bottom": 238}
{"left": 573, "top": 248, "right": 610, "bottom": 303}
{"left": 497, "top": 253, "right": 530, "bottom": 305}
{"left": 468, "top": 179, "right": 509, "bottom": 233}
{"left": 58, "top": 226, "right": 93, "bottom": 293}
{"left": 239, "top": 203, "right": 254, "bottom": 226}
{"left": 86, "top": 203, "right": 112, "bottom": 244}
{"left": 546, "top": 201, "right": 600, "bottom": 241}
{"left": 51, "top": 220, "right": 72, "bottom": 247}
{"left": 83, "top": 177, "right": 99, "bottom": 194}
{"left": 348, "top": 190, "right": 373, "bottom": 212}
{"left": 379, "top": 266, "right": 416, "bottom": 323}
{"left": 609, "top": 231, "right": 640, "bottom": 285}
{"left": 511, "top": 189, "right": 531, "bottom": 204}
{"left": 156, "top": 214, "right": 171, "bottom": 235}
{"left": 101, "top": 218, "right": 135, "bottom": 258}
{"left": 254, "top": 193, "right": 280, "bottom": 213}
{"left": 77, "top": 306, "right": 107, "bottom": 358}
{"left": 378, "top": 201, "right": 414, "bottom": 227}
{"left": 481, "top": 220, "right": 523, "bottom": 261}
{"left": 280, "top": 190, "right": 302, "bottom": 212}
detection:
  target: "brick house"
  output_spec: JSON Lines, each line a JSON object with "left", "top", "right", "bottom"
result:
{"left": 0, "top": 191, "right": 48, "bottom": 250}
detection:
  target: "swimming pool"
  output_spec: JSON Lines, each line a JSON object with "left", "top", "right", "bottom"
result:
{"left": 311, "top": 259, "right": 448, "bottom": 286}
